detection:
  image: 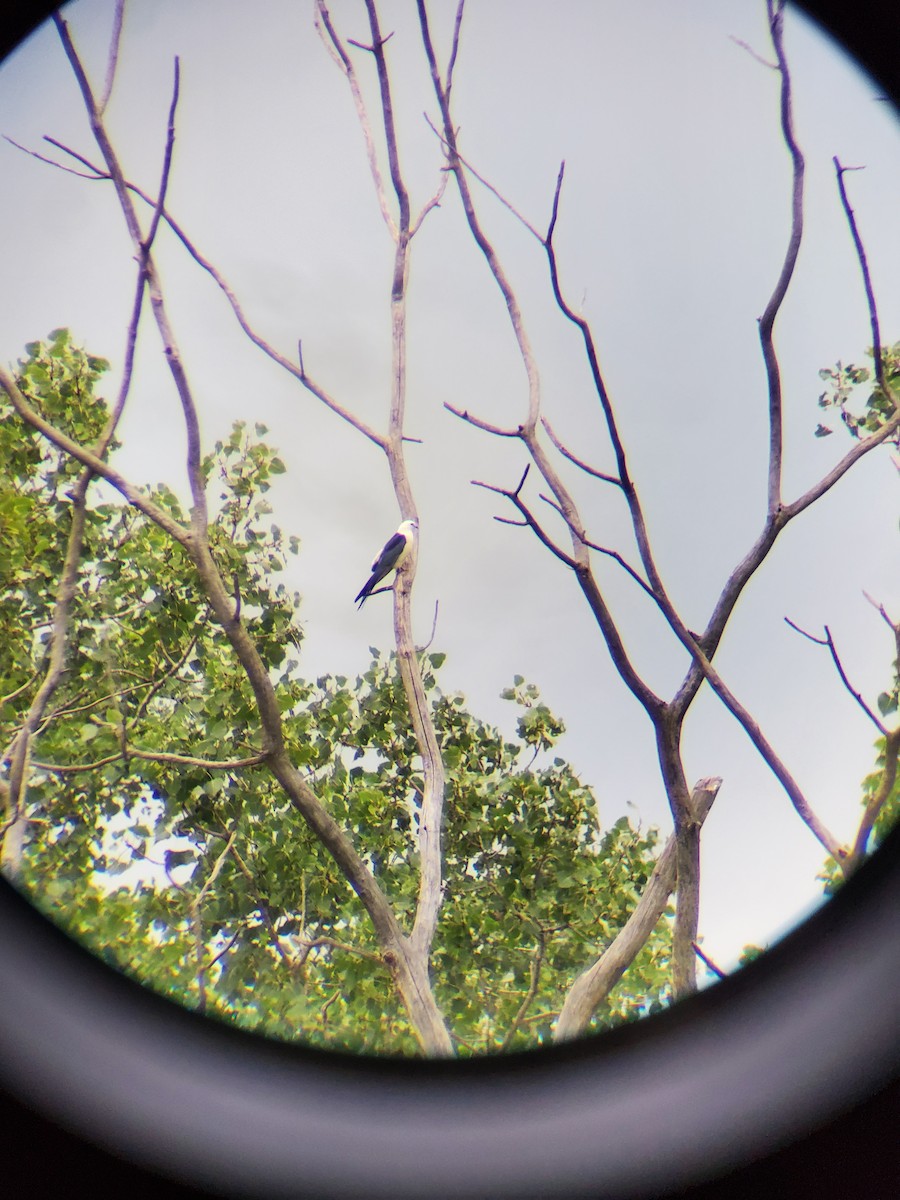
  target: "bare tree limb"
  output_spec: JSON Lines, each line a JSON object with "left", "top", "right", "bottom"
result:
{"left": 31, "top": 749, "right": 268, "bottom": 773}
{"left": 471, "top": 470, "right": 581, "bottom": 571}
{"left": 541, "top": 162, "right": 685, "bottom": 633}
{"left": 141, "top": 56, "right": 179, "bottom": 257}
{"left": 2, "top": 135, "right": 105, "bottom": 179}
{"left": 99, "top": 0, "right": 126, "bottom": 114}
{"left": 7, "top": 132, "right": 388, "bottom": 448}
{"left": 444, "top": 0, "right": 465, "bottom": 99}
{"left": 445, "top": 402, "right": 521, "bottom": 437}
{"left": 54, "top": 15, "right": 207, "bottom": 532}
{"left": 758, "top": 0, "right": 804, "bottom": 514}
{"left": 541, "top": 417, "right": 621, "bottom": 487}
{"left": 784, "top": 410, "right": 900, "bottom": 519}
{"left": 417, "top": 1, "right": 542, "bottom": 435}
{"left": 785, "top": 618, "right": 889, "bottom": 736}
{"left": 555, "top": 778, "right": 722, "bottom": 1041}
{"left": 410, "top": 170, "right": 448, "bottom": 238}
{"left": 423, "top": 112, "right": 544, "bottom": 242}
{"left": 729, "top": 34, "right": 778, "bottom": 70}
{"left": 833, "top": 157, "right": 885, "bottom": 394}
{"left": 693, "top": 940, "right": 728, "bottom": 980}
{"left": 314, "top": 0, "right": 397, "bottom": 239}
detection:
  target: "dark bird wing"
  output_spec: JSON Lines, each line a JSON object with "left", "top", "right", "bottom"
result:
{"left": 355, "top": 531, "right": 407, "bottom": 607}
{"left": 370, "top": 531, "right": 406, "bottom": 574}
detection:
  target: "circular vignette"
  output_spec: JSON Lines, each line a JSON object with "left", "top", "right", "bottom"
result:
{"left": 1, "top": 1, "right": 899, "bottom": 1197}
{"left": 0, "top": 823, "right": 898, "bottom": 1199}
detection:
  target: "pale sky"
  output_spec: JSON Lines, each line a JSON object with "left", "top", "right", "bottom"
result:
{"left": 1, "top": 0, "right": 898, "bottom": 980}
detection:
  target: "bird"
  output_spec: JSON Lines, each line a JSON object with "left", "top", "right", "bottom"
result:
{"left": 354, "top": 519, "right": 418, "bottom": 608}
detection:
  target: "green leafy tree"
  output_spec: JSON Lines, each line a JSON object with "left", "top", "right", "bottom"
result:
{"left": 2, "top": 333, "right": 671, "bottom": 1055}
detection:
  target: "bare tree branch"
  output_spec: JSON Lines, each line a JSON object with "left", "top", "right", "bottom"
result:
{"left": 833, "top": 157, "right": 885, "bottom": 394}
{"left": 2, "top": 134, "right": 105, "bottom": 179}
{"left": 541, "top": 162, "right": 684, "bottom": 631}
{"left": 99, "top": 0, "right": 126, "bottom": 114}
{"left": 541, "top": 417, "right": 621, "bottom": 487}
{"left": 555, "top": 779, "right": 722, "bottom": 1040}
{"left": 729, "top": 34, "right": 778, "bottom": 70}
{"left": 54, "top": 15, "right": 207, "bottom": 531}
{"left": 693, "top": 940, "right": 728, "bottom": 980}
{"left": 472, "top": 476, "right": 579, "bottom": 570}
{"left": 314, "top": 0, "right": 397, "bottom": 239}
{"left": 444, "top": 0, "right": 465, "bottom": 99}
{"left": 410, "top": 170, "right": 448, "bottom": 237}
{"left": 758, "top": 0, "right": 804, "bottom": 514}
{"left": 445, "top": 402, "right": 521, "bottom": 437}
{"left": 31, "top": 749, "right": 268, "bottom": 773}
{"left": 417, "top": 1, "right": 542, "bottom": 435}
{"left": 786, "top": 618, "right": 889, "bottom": 736}
{"left": 6, "top": 129, "right": 389, "bottom": 449}
{"left": 423, "top": 112, "right": 544, "bottom": 242}
{"left": 141, "top": 56, "right": 180, "bottom": 257}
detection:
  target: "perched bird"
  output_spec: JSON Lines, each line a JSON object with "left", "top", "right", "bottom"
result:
{"left": 355, "top": 519, "right": 418, "bottom": 608}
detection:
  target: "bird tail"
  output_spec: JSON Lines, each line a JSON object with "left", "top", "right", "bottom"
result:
{"left": 355, "top": 574, "right": 376, "bottom": 607}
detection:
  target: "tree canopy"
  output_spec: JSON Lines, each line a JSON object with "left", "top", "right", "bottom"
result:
{"left": 2, "top": 331, "right": 672, "bottom": 1054}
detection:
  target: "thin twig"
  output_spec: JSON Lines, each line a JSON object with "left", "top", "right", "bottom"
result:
{"left": 32, "top": 749, "right": 268, "bottom": 773}
{"left": 692, "top": 940, "right": 727, "bottom": 980}
{"left": 417, "top": 600, "right": 440, "bottom": 653}
{"left": 141, "top": 57, "right": 180, "bottom": 256}
{"left": 785, "top": 618, "right": 889, "bottom": 735}
{"left": 99, "top": 0, "right": 126, "bottom": 113}
{"left": 410, "top": 170, "right": 448, "bottom": 238}
{"left": 541, "top": 417, "right": 621, "bottom": 487}
{"left": 3, "top": 135, "right": 105, "bottom": 179}
{"left": 445, "top": 0, "right": 465, "bottom": 98}
{"left": 423, "top": 112, "right": 544, "bottom": 241}
{"left": 445, "top": 402, "right": 521, "bottom": 437}
{"left": 833, "top": 157, "right": 886, "bottom": 396}
{"left": 729, "top": 34, "right": 777, "bottom": 70}
{"left": 24, "top": 132, "right": 387, "bottom": 447}
{"left": 314, "top": 0, "right": 397, "bottom": 238}
{"left": 471, "top": 477, "right": 579, "bottom": 570}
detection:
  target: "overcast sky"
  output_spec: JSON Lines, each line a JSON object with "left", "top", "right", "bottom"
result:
{"left": 1, "top": 0, "right": 897, "bottom": 985}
